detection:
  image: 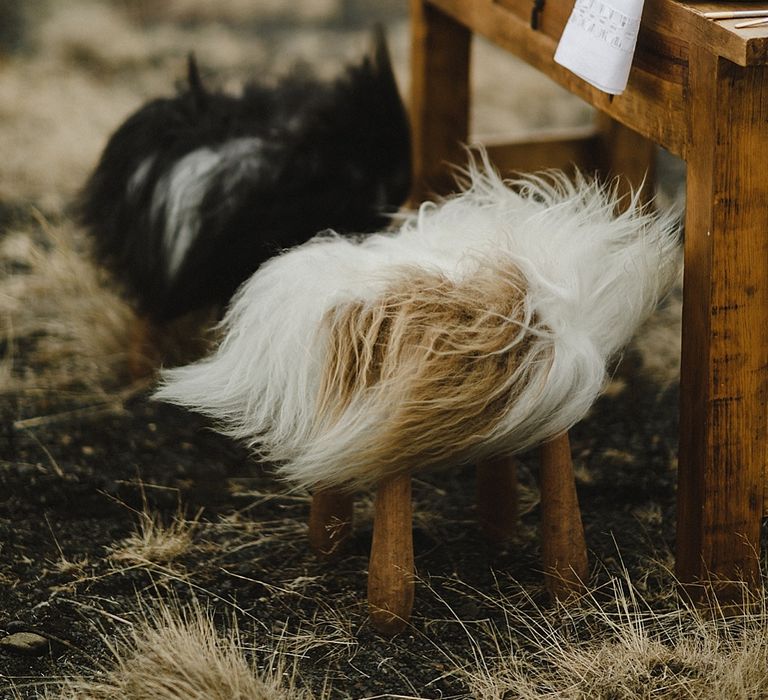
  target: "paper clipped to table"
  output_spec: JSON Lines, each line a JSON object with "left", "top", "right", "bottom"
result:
{"left": 554, "top": 0, "right": 645, "bottom": 95}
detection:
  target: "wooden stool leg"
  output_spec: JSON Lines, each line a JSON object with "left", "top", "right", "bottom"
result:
{"left": 128, "top": 315, "right": 158, "bottom": 380}
{"left": 368, "top": 473, "right": 414, "bottom": 635}
{"left": 676, "top": 47, "right": 768, "bottom": 598}
{"left": 539, "top": 433, "right": 588, "bottom": 600}
{"left": 410, "top": 0, "right": 471, "bottom": 201}
{"left": 308, "top": 489, "right": 353, "bottom": 557}
{"left": 477, "top": 455, "right": 518, "bottom": 542}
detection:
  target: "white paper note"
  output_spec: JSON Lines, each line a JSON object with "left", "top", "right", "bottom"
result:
{"left": 554, "top": 0, "right": 645, "bottom": 95}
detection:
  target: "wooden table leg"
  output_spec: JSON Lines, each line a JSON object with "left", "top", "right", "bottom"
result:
{"left": 477, "top": 455, "right": 518, "bottom": 542}
{"left": 368, "top": 473, "right": 414, "bottom": 635}
{"left": 676, "top": 47, "right": 768, "bottom": 597}
{"left": 410, "top": 0, "right": 470, "bottom": 202}
{"left": 594, "top": 113, "right": 656, "bottom": 204}
{"left": 539, "top": 433, "right": 588, "bottom": 600}
{"left": 308, "top": 489, "right": 354, "bottom": 557}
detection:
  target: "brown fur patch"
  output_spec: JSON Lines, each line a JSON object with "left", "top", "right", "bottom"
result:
{"left": 316, "top": 259, "right": 549, "bottom": 480}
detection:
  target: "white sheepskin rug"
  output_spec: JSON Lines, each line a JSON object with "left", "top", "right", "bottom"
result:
{"left": 154, "top": 158, "right": 681, "bottom": 490}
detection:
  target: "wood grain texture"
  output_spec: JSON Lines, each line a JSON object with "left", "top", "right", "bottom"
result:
{"left": 485, "top": 127, "right": 601, "bottom": 174}
{"left": 410, "top": 0, "right": 471, "bottom": 201}
{"left": 308, "top": 490, "right": 354, "bottom": 557}
{"left": 486, "top": 116, "right": 654, "bottom": 201}
{"left": 663, "top": 1, "right": 768, "bottom": 66}
{"left": 492, "top": 0, "right": 768, "bottom": 66}
{"left": 593, "top": 113, "right": 656, "bottom": 203}
{"left": 539, "top": 433, "right": 588, "bottom": 599}
{"left": 676, "top": 45, "right": 768, "bottom": 593}
{"left": 477, "top": 455, "right": 518, "bottom": 542}
{"left": 368, "top": 473, "right": 415, "bottom": 635}
{"left": 427, "top": 0, "right": 687, "bottom": 156}
{"left": 422, "top": 0, "right": 768, "bottom": 161}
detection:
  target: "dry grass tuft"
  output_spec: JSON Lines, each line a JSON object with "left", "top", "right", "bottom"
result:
{"left": 0, "top": 28, "right": 147, "bottom": 209}
{"left": 456, "top": 573, "right": 768, "bottom": 700}
{"left": 0, "top": 216, "right": 218, "bottom": 400}
{"left": 49, "top": 601, "right": 316, "bottom": 700}
{"left": 0, "top": 217, "right": 138, "bottom": 397}
{"left": 110, "top": 505, "right": 199, "bottom": 567}
{"left": 120, "top": 0, "right": 343, "bottom": 25}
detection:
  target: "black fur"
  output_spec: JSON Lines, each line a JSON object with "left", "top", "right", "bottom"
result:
{"left": 78, "top": 28, "right": 411, "bottom": 321}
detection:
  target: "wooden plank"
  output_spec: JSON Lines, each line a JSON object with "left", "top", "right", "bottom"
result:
{"left": 633, "top": 23, "right": 688, "bottom": 85}
{"left": 484, "top": 126, "right": 602, "bottom": 174}
{"left": 427, "top": 0, "right": 688, "bottom": 157}
{"left": 495, "top": 0, "right": 572, "bottom": 38}
{"left": 494, "top": 0, "right": 768, "bottom": 66}
{"left": 676, "top": 45, "right": 768, "bottom": 593}
{"left": 486, "top": 119, "right": 654, "bottom": 200}
{"left": 669, "top": 1, "right": 768, "bottom": 66}
{"left": 410, "top": 0, "right": 471, "bottom": 200}
{"left": 419, "top": 0, "right": 768, "bottom": 171}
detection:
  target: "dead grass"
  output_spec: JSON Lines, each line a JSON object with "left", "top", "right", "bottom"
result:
{"left": 0, "top": 216, "right": 220, "bottom": 401}
{"left": 109, "top": 500, "right": 200, "bottom": 568}
{"left": 446, "top": 570, "right": 768, "bottom": 700}
{"left": 0, "top": 10, "right": 149, "bottom": 209}
{"left": 47, "top": 600, "right": 317, "bottom": 700}
{"left": 0, "top": 217, "right": 138, "bottom": 397}
{"left": 119, "top": 0, "right": 343, "bottom": 25}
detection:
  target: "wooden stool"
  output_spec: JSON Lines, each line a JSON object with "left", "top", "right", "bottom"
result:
{"left": 409, "top": 0, "right": 768, "bottom": 598}
{"left": 309, "top": 433, "right": 588, "bottom": 634}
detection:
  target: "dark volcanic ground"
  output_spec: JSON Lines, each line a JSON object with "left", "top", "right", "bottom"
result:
{"left": 0, "top": 340, "right": 681, "bottom": 698}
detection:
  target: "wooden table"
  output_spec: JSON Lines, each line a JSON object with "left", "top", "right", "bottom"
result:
{"left": 410, "top": 0, "right": 768, "bottom": 593}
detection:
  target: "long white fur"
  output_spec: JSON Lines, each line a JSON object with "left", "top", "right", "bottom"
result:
{"left": 127, "top": 154, "right": 157, "bottom": 200}
{"left": 151, "top": 137, "right": 266, "bottom": 281}
{"left": 154, "top": 156, "right": 681, "bottom": 490}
